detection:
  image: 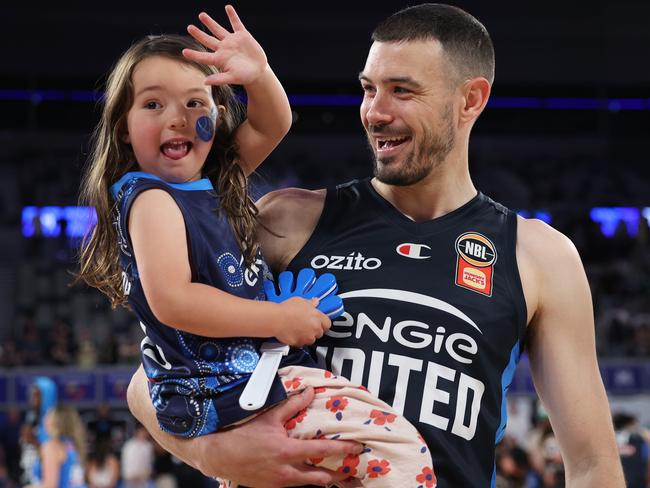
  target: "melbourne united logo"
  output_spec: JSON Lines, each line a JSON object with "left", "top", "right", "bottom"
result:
{"left": 322, "top": 289, "right": 486, "bottom": 440}
{"left": 454, "top": 232, "right": 497, "bottom": 297}
{"left": 217, "top": 252, "right": 244, "bottom": 288}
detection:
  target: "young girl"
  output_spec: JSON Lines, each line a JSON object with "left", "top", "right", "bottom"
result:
{"left": 79, "top": 6, "right": 434, "bottom": 487}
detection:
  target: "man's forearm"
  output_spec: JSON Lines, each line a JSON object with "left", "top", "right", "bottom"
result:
{"left": 126, "top": 366, "right": 201, "bottom": 471}
{"left": 565, "top": 454, "right": 625, "bottom": 487}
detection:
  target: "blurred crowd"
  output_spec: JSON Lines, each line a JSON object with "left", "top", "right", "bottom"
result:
{"left": 0, "top": 384, "right": 648, "bottom": 488}
{"left": 1, "top": 136, "right": 650, "bottom": 365}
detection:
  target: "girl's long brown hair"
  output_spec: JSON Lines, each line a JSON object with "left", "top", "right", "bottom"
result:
{"left": 78, "top": 35, "right": 259, "bottom": 308}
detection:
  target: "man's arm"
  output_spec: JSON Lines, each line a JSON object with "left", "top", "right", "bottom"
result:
{"left": 127, "top": 363, "right": 361, "bottom": 486}
{"left": 256, "top": 187, "right": 326, "bottom": 274}
{"left": 518, "top": 218, "right": 625, "bottom": 487}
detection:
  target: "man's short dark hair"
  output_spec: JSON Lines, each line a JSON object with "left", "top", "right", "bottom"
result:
{"left": 372, "top": 3, "right": 495, "bottom": 84}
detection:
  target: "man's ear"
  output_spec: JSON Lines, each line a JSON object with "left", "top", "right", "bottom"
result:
{"left": 459, "top": 77, "right": 491, "bottom": 125}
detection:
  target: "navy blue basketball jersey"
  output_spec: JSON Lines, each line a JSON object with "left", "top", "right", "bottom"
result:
{"left": 288, "top": 179, "right": 527, "bottom": 488}
{"left": 111, "top": 171, "right": 291, "bottom": 436}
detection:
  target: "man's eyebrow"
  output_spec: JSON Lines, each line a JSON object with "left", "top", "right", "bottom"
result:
{"left": 134, "top": 86, "right": 208, "bottom": 97}
{"left": 358, "top": 73, "right": 423, "bottom": 89}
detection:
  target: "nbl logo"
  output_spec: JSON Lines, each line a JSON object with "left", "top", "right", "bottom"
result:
{"left": 454, "top": 232, "right": 497, "bottom": 296}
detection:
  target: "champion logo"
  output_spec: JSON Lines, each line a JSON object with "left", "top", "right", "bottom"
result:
{"left": 396, "top": 243, "right": 431, "bottom": 260}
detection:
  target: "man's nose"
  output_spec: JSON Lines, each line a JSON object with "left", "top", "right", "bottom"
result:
{"left": 364, "top": 93, "right": 394, "bottom": 126}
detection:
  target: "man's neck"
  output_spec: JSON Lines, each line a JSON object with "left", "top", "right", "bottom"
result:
{"left": 371, "top": 161, "right": 477, "bottom": 223}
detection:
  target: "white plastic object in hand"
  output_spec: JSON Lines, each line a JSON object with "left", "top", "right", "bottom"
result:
{"left": 239, "top": 340, "right": 290, "bottom": 411}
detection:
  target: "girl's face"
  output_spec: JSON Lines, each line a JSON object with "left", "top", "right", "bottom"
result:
{"left": 124, "top": 56, "right": 217, "bottom": 183}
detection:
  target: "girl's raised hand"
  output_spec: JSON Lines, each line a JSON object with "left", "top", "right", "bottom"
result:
{"left": 183, "top": 5, "right": 268, "bottom": 86}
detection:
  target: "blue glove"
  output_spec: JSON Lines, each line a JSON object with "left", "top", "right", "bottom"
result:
{"left": 264, "top": 268, "right": 344, "bottom": 319}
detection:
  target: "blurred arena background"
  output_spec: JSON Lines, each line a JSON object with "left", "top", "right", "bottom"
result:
{"left": 0, "top": 1, "right": 649, "bottom": 487}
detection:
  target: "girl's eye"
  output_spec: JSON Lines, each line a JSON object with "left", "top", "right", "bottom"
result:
{"left": 145, "top": 101, "right": 161, "bottom": 109}
{"left": 187, "top": 99, "right": 204, "bottom": 108}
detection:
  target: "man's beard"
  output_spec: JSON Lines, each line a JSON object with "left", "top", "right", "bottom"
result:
{"left": 369, "top": 107, "right": 455, "bottom": 186}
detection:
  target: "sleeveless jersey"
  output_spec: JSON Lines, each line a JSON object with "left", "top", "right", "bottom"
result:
{"left": 33, "top": 439, "right": 86, "bottom": 488}
{"left": 288, "top": 179, "right": 527, "bottom": 488}
{"left": 112, "top": 171, "right": 296, "bottom": 437}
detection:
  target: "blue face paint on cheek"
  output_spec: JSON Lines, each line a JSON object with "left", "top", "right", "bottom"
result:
{"left": 195, "top": 105, "right": 218, "bottom": 142}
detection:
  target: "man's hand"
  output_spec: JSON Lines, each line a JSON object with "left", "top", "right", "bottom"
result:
{"left": 127, "top": 366, "right": 362, "bottom": 487}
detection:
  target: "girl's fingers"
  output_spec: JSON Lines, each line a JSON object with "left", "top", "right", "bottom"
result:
{"left": 198, "top": 12, "right": 230, "bottom": 40}
{"left": 225, "top": 5, "right": 246, "bottom": 32}
{"left": 187, "top": 24, "right": 220, "bottom": 51}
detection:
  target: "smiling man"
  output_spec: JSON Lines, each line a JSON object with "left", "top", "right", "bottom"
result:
{"left": 127, "top": 4, "right": 624, "bottom": 487}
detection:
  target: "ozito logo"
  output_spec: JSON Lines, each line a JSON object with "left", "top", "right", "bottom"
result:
{"left": 396, "top": 243, "right": 431, "bottom": 260}
{"left": 455, "top": 232, "right": 497, "bottom": 296}
{"left": 311, "top": 252, "right": 382, "bottom": 271}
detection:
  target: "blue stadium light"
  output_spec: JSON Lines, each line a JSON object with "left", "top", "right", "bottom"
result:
{"left": 21, "top": 206, "right": 97, "bottom": 238}
{"left": 21, "top": 206, "right": 39, "bottom": 237}
{"left": 590, "top": 207, "right": 641, "bottom": 237}
{"left": 643, "top": 208, "right": 650, "bottom": 226}
{"left": 516, "top": 210, "right": 552, "bottom": 224}
{"left": 39, "top": 207, "right": 63, "bottom": 237}
{"left": 2, "top": 90, "right": 650, "bottom": 111}
{"left": 63, "top": 206, "right": 97, "bottom": 237}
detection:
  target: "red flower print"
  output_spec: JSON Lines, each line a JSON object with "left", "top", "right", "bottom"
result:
{"left": 284, "top": 408, "right": 307, "bottom": 431}
{"left": 324, "top": 370, "right": 334, "bottom": 378}
{"left": 337, "top": 454, "right": 360, "bottom": 477}
{"left": 369, "top": 409, "right": 397, "bottom": 426}
{"left": 357, "top": 385, "right": 369, "bottom": 392}
{"left": 309, "top": 431, "right": 326, "bottom": 465}
{"left": 313, "top": 386, "right": 326, "bottom": 395}
{"left": 416, "top": 466, "right": 437, "bottom": 487}
{"left": 326, "top": 396, "right": 348, "bottom": 413}
{"left": 283, "top": 377, "right": 303, "bottom": 390}
{"left": 366, "top": 459, "right": 391, "bottom": 478}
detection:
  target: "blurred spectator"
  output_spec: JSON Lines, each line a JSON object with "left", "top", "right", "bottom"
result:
{"left": 538, "top": 429, "right": 564, "bottom": 488}
{"left": 26, "top": 404, "right": 86, "bottom": 488}
{"left": 0, "top": 407, "right": 22, "bottom": 483}
{"left": 18, "top": 318, "right": 45, "bottom": 366}
{"left": 20, "top": 377, "right": 58, "bottom": 486}
{"left": 613, "top": 412, "right": 649, "bottom": 488}
{"left": 495, "top": 435, "right": 535, "bottom": 488}
{"left": 87, "top": 403, "right": 125, "bottom": 453}
{"left": 120, "top": 424, "right": 153, "bottom": 488}
{"left": 48, "top": 318, "right": 76, "bottom": 366}
{"left": 86, "top": 440, "right": 119, "bottom": 488}
{"left": 77, "top": 328, "right": 98, "bottom": 369}
{"left": 152, "top": 443, "right": 176, "bottom": 488}
{"left": 0, "top": 337, "right": 22, "bottom": 368}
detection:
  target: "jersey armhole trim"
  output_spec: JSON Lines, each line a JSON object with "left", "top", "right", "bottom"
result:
{"left": 505, "top": 211, "right": 528, "bottom": 345}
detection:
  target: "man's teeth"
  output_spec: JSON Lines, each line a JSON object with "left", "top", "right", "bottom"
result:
{"left": 378, "top": 137, "right": 408, "bottom": 149}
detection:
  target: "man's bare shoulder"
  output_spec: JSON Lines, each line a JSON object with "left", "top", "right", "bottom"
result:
{"left": 257, "top": 187, "right": 326, "bottom": 215}
{"left": 517, "top": 216, "right": 579, "bottom": 263}
{"left": 516, "top": 216, "right": 586, "bottom": 322}
{"left": 256, "top": 187, "right": 327, "bottom": 272}
{"left": 257, "top": 187, "right": 325, "bottom": 234}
